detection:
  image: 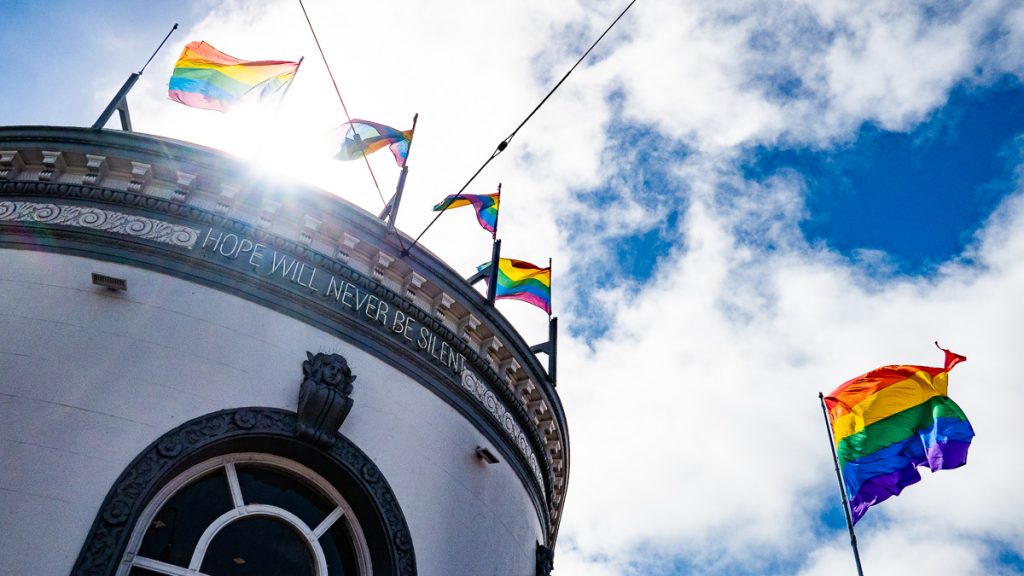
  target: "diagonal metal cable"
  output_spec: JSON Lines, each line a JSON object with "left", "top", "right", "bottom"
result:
{"left": 298, "top": 0, "right": 388, "bottom": 209}
{"left": 403, "top": 0, "right": 638, "bottom": 255}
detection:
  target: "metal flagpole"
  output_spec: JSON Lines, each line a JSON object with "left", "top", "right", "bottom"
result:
{"left": 547, "top": 257, "right": 552, "bottom": 320}
{"left": 276, "top": 56, "right": 305, "bottom": 105}
{"left": 255, "top": 56, "right": 305, "bottom": 161}
{"left": 819, "top": 392, "right": 865, "bottom": 576}
{"left": 529, "top": 315, "right": 558, "bottom": 384}
{"left": 491, "top": 183, "right": 502, "bottom": 240}
{"left": 93, "top": 23, "right": 178, "bottom": 131}
{"left": 547, "top": 316, "right": 557, "bottom": 384}
{"left": 486, "top": 239, "right": 501, "bottom": 305}
{"left": 545, "top": 258, "right": 556, "bottom": 384}
{"left": 379, "top": 113, "right": 419, "bottom": 239}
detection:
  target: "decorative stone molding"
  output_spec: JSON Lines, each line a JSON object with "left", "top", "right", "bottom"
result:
{"left": 550, "top": 455, "right": 564, "bottom": 475}
{"left": 174, "top": 170, "right": 196, "bottom": 202}
{"left": 500, "top": 358, "right": 521, "bottom": 384}
{"left": 403, "top": 271, "right": 425, "bottom": 299}
{"left": 529, "top": 399, "right": 549, "bottom": 421}
{"left": 458, "top": 313, "right": 481, "bottom": 342}
{"left": 374, "top": 251, "right": 395, "bottom": 279}
{"left": 83, "top": 154, "right": 109, "bottom": 186}
{"left": 257, "top": 199, "right": 279, "bottom": 228}
{"left": 300, "top": 215, "right": 321, "bottom": 245}
{"left": 516, "top": 379, "right": 537, "bottom": 403}
{"left": 0, "top": 150, "right": 24, "bottom": 180}
{"left": 483, "top": 336, "right": 503, "bottom": 371}
{"left": 127, "top": 161, "right": 151, "bottom": 193}
{"left": 336, "top": 232, "right": 359, "bottom": 260}
{"left": 216, "top": 183, "right": 238, "bottom": 214}
{"left": 0, "top": 200, "right": 199, "bottom": 248}
{"left": 433, "top": 292, "right": 455, "bottom": 321}
{"left": 72, "top": 407, "right": 417, "bottom": 576}
{"left": 297, "top": 351, "right": 356, "bottom": 449}
{"left": 39, "top": 150, "right": 65, "bottom": 182}
{"left": 483, "top": 335, "right": 503, "bottom": 355}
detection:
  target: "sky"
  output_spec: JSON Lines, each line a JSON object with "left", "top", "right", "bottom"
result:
{"left": 2, "top": 0, "right": 1024, "bottom": 574}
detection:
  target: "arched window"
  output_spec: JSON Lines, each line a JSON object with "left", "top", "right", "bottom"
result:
{"left": 73, "top": 407, "right": 415, "bottom": 576}
{"left": 118, "top": 453, "right": 370, "bottom": 576}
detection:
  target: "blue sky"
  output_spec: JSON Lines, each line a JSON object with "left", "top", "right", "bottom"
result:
{"left": 3, "top": 1, "right": 1024, "bottom": 575}
{"left": 0, "top": 1, "right": 204, "bottom": 126}
{"left": 746, "top": 77, "right": 1024, "bottom": 274}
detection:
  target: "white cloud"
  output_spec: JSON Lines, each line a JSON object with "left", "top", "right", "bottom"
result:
{"left": 558, "top": 165, "right": 1024, "bottom": 572}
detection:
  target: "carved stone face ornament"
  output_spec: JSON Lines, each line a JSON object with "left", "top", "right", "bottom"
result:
{"left": 297, "top": 352, "right": 357, "bottom": 449}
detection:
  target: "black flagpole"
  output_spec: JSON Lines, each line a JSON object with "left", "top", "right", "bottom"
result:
{"left": 486, "top": 239, "right": 501, "bottom": 305}
{"left": 93, "top": 23, "right": 178, "bottom": 131}
{"left": 819, "top": 392, "right": 865, "bottom": 576}
{"left": 379, "top": 113, "right": 419, "bottom": 237}
{"left": 491, "top": 182, "right": 502, "bottom": 240}
{"left": 528, "top": 258, "right": 556, "bottom": 383}
{"left": 547, "top": 316, "right": 557, "bottom": 384}
{"left": 547, "top": 257, "right": 552, "bottom": 320}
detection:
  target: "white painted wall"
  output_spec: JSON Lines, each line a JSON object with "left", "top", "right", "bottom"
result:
{"left": 0, "top": 248, "right": 542, "bottom": 576}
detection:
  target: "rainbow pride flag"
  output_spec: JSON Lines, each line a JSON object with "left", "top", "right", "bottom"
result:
{"left": 824, "top": 346, "right": 974, "bottom": 524}
{"left": 478, "top": 258, "right": 551, "bottom": 314}
{"left": 432, "top": 192, "right": 500, "bottom": 235}
{"left": 169, "top": 41, "right": 300, "bottom": 112}
{"left": 335, "top": 120, "right": 414, "bottom": 167}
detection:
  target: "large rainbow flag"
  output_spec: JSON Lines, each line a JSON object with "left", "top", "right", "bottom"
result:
{"left": 169, "top": 41, "right": 300, "bottom": 112}
{"left": 432, "top": 192, "right": 500, "bottom": 235}
{"left": 824, "top": 346, "right": 974, "bottom": 524}
{"left": 477, "top": 258, "right": 551, "bottom": 314}
{"left": 335, "top": 120, "right": 414, "bottom": 167}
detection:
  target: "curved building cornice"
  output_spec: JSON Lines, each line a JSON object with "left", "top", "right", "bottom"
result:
{"left": 0, "top": 125, "right": 569, "bottom": 543}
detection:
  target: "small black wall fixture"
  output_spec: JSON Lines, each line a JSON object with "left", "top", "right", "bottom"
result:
{"left": 91, "top": 272, "right": 127, "bottom": 291}
{"left": 476, "top": 446, "right": 500, "bottom": 465}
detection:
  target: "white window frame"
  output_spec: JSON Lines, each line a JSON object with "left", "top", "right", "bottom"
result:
{"left": 117, "top": 452, "right": 371, "bottom": 576}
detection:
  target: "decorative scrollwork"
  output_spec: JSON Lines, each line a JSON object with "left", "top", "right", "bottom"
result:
{"left": 0, "top": 200, "right": 199, "bottom": 248}
{"left": 462, "top": 369, "right": 545, "bottom": 492}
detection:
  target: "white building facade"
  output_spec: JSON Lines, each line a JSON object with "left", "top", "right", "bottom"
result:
{"left": 0, "top": 126, "right": 568, "bottom": 576}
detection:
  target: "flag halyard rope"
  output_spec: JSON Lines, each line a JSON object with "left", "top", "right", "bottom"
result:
{"left": 403, "top": 0, "right": 638, "bottom": 255}
{"left": 298, "top": 0, "right": 388, "bottom": 209}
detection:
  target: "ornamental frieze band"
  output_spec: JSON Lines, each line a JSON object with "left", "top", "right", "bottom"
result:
{"left": 0, "top": 200, "right": 200, "bottom": 248}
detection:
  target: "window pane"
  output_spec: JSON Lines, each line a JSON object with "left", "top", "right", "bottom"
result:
{"left": 138, "top": 469, "right": 233, "bottom": 567}
{"left": 320, "top": 518, "right": 360, "bottom": 576}
{"left": 236, "top": 465, "right": 333, "bottom": 529}
{"left": 199, "top": 516, "right": 315, "bottom": 576}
